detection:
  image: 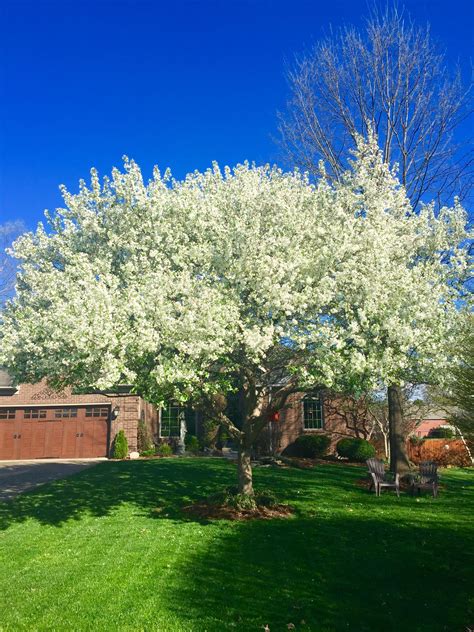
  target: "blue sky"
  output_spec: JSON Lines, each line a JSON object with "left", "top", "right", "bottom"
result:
{"left": 0, "top": 0, "right": 472, "bottom": 229}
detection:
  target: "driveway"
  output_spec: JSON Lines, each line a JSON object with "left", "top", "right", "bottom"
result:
{"left": 0, "top": 459, "right": 105, "bottom": 502}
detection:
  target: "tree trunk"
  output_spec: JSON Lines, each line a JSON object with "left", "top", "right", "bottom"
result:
{"left": 388, "top": 384, "right": 411, "bottom": 473}
{"left": 237, "top": 447, "right": 254, "bottom": 495}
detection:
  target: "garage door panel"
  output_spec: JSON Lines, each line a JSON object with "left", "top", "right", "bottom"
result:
{"left": 0, "top": 421, "right": 18, "bottom": 460}
{"left": 29, "top": 422, "right": 47, "bottom": 459}
{"left": 79, "top": 419, "right": 108, "bottom": 458}
{"left": 18, "top": 421, "right": 33, "bottom": 459}
{"left": 62, "top": 420, "right": 79, "bottom": 458}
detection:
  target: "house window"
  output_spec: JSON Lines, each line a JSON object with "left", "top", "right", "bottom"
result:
{"left": 303, "top": 395, "right": 324, "bottom": 430}
{"left": 160, "top": 403, "right": 185, "bottom": 437}
{"left": 85, "top": 407, "right": 109, "bottom": 417}
{"left": 24, "top": 409, "right": 47, "bottom": 419}
{"left": 0, "top": 409, "right": 16, "bottom": 419}
{"left": 54, "top": 407, "right": 78, "bottom": 419}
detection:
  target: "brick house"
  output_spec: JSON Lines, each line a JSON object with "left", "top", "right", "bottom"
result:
{"left": 0, "top": 369, "right": 358, "bottom": 460}
{"left": 410, "top": 412, "right": 452, "bottom": 438}
{"left": 256, "top": 391, "right": 362, "bottom": 455}
{"left": 0, "top": 371, "right": 159, "bottom": 460}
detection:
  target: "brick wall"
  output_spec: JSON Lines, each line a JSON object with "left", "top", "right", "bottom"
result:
{"left": 0, "top": 380, "right": 158, "bottom": 456}
{"left": 269, "top": 392, "right": 360, "bottom": 455}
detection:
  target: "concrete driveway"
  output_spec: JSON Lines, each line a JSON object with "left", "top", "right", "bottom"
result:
{"left": 0, "top": 459, "right": 106, "bottom": 502}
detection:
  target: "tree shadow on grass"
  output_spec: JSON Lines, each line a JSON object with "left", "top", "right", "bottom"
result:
{"left": 0, "top": 458, "right": 238, "bottom": 530}
{"left": 165, "top": 511, "right": 474, "bottom": 632}
{"left": 0, "top": 458, "right": 472, "bottom": 630}
{"left": 0, "top": 457, "right": 375, "bottom": 531}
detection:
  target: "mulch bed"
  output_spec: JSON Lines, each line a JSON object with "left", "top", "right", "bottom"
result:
{"left": 182, "top": 502, "right": 294, "bottom": 521}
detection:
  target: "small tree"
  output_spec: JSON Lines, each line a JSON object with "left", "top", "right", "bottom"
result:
{"left": 137, "top": 419, "right": 154, "bottom": 453}
{"left": 113, "top": 430, "right": 129, "bottom": 459}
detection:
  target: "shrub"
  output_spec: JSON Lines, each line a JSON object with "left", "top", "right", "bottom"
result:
{"left": 137, "top": 420, "right": 154, "bottom": 453}
{"left": 289, "top": 434, "right": 331, "bottom": 458}
{"left": 336, "top": 437, "right": 375, "bottom": 462}
{"left": 156, "top": 443, "right": 173, "bottom": 456}
{"left": 185, "top": 434, "right": 200, "bottom": 454}
{"left": 409, "top": 435, "right": 425, "bottom": 446}
{"left": 336, "top": 437, "right": 355, "bottom": 458}
{"left": 428, "top": 427, "right": 454, "bottom": 439}
{"left": 139, "top": 448, "right": 155, "bottom": 457}
{"left": 113, "top": 430, "right": 129, "bottom": 459}
{"left": 350, "top": 439, "right": 376, "bottom": 462}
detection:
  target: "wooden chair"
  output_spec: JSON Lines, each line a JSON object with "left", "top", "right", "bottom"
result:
{"left": 411, "top": 461, "right": 439, "bottom": 498}
{"left": 366, "top": 458, "right": 400, "bottom": 497}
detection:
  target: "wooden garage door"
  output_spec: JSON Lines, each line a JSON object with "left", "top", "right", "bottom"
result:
{"left": 0, "top": 406, "right": 109, "bottom": 460}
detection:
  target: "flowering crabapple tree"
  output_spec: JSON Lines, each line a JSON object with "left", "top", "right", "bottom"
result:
{"left": 304, "top": 134, "right": 471, "bottom": 472}
{"left": 0, "top": 137, "right": 470, "bottom": 490}
{"left": 0, "top": 160, "right": 348, "bottom": 494}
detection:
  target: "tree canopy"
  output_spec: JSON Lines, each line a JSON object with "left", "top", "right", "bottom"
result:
{"left": 0, "top": 136, "right": 470, "bottom": 489}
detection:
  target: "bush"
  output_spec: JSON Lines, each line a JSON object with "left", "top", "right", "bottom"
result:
{"left": 139, "top": 448, "right": 156, "bottom": 457}
{"left": 137, "top": 420, "right": 154, "bottom": 453}
{"left": 113, "top": 430, "right": 129, "bottom": 459}
{"left": 185, "top": 434, "right": 200, "bottom": 454}
{"left": 335, "top": 437, "right": 355, "bottom": 458}
{"left": 409, "top": 435, "right": 425, "bottom": 446}
{"left": 336, "top": 437, "right": 375, "bottom": 462}
{"left": 156, "top": 443, "right": 173, "bottom": 457}
{"left": 428, "top": 427, "right": 454, "bottom": 439}
{"left": 289, "top": 434, "right": 331, "bottom": 458}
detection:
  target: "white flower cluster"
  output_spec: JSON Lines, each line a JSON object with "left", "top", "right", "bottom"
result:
{"left": 0, "top": 137, "right": 470, "bottom": 401}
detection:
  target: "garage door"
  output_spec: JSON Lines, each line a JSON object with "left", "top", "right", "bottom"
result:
{"left": 0, "top": 406, "right": 109, "bottom": 460}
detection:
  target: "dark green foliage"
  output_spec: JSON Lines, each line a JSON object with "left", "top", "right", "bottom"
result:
{"left": 428, "top": 427, "right": 454, "bottom": 439}
{"left": 285, "top": 434, "right": 331, "bottom": 458}
{"left": 409, "top": 435, "right": 425, "bottom": 446}
{"left": 112, "top": 430, "right": 129, "bottom": 459}
{"left": 335, "top": 438, "right": 355, "bottom": 458}
{"left": 336, "top": 437, "right": 375, "bottom": 462}
{"left": 137, "top": 420, "right": 154, "bottom": 453}
{"left": 156, "top": 443, "right": 173, "bottom": 456}
{"left": 185, "top": 434, "right": 200, "bottom": 454}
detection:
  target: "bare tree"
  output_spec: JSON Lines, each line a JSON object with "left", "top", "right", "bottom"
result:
{"left": 0, "top": 221, "right": 24, "bottom": 304}
{"left": 279, "top": 5, "right": 472, "bottom": 208}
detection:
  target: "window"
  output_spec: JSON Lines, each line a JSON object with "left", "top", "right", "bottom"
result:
{"left": 54, "top": 407, "right": 78, "bottom": 419}
{"left": 24, "top": 409, "right": 47, "bottom": 419}
{"left": 303, "top": 395, "right": 324, "bottom": 430}
{"left": 85, "top": 407, "right": 109, "bottom": 417}
{"left": 160, "top": 403, "right": 185, "bottom": 437}
{"left": 0, "top": 409, "right": 16, "bottom": 419}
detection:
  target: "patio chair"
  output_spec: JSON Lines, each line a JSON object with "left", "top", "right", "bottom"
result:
{"left": 411, "top": 461, "right": 439, "bottom": 498}
{"left": 366, "top": 458, "right": 400, "bottom": 497}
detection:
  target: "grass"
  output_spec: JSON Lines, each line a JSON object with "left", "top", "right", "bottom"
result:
{"left": 0, "top": 458, "right": 472, "bottom": 632}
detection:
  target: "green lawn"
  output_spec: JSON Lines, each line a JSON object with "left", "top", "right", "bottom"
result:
{"left": 0, "top": 458, "right": 472, "bottom": 632}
